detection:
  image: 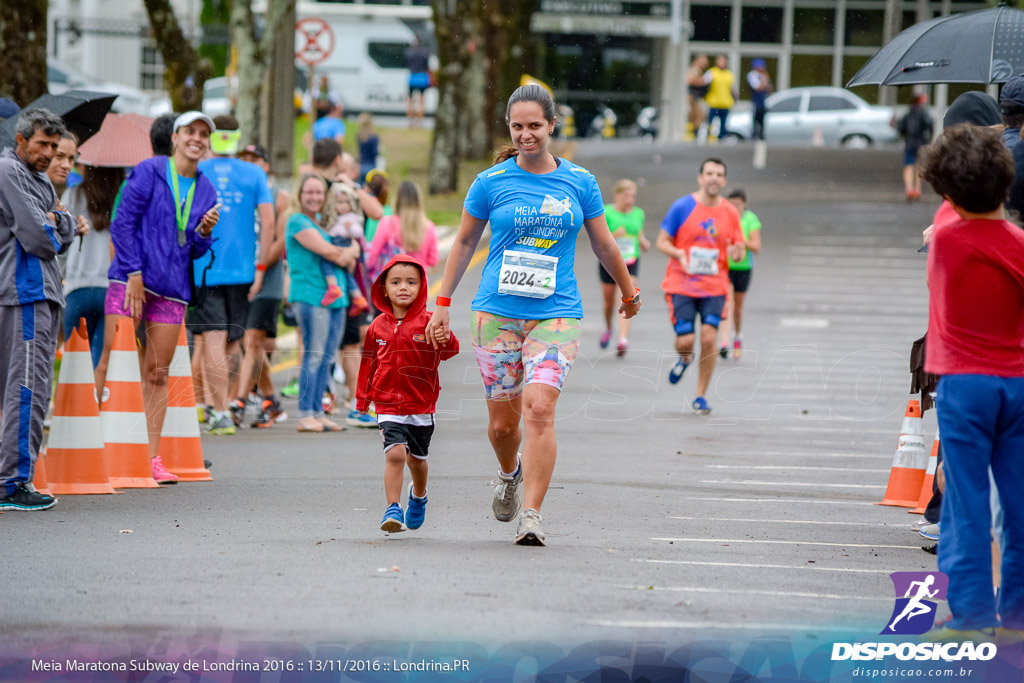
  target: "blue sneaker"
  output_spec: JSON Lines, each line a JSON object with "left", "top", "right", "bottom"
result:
{"left": 406, "top": 482, "right": 428, "bottom": 530}
{"left": 668, "top": 358, "right": 689, "bottom": 385}
{"left": 380, "top": 503, "right": 406, "bottom": 533}
{"left": 346, "top": 409, "right": 377, "bottom": 428}
{"left": 691, "top": 396, "right": 712, "bottom": 415}
{"left": 919, "top": 523, "right": 940, "bottom": 540}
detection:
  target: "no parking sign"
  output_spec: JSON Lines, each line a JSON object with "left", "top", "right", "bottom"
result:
{"left": 295, "top": 17, "right": 334, "bottom": 66}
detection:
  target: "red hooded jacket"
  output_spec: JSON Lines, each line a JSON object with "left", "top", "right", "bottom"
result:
{"left": 356, "top": 254, "right": 460, "bottom": 415}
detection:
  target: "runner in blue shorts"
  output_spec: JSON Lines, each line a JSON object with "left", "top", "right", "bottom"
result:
{"left": 425, "top": 85, "right": 641, "bottom": 546}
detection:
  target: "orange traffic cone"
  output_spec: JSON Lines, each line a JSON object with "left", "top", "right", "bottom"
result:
{"left": 877, "top": 399, "right": 928, "bottom": 508}
{"left": 32, "top": 450, "right": 52, "bottom": 496}
{"left": 46, "top": 320, "right": 118, "bottom": 495}
{"left": 158, "top": 325, "right": 211, "bottom": 481}
{"left": 910, "top": 429, "right": 940, "bottom": 515}
{"left": 101, "top": 317, "right": 159, "bottom": 488}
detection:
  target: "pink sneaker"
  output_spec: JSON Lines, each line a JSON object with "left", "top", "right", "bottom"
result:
{"left": 599, "top": 330, "right": 611, "bottom": 349}
{"left": 151, "top": 456, "right": 179, "bottom": 485}
{"left": 321, "top": 284, "right": 343, "bottom": 307}
{"left": 733, "top": 338, "right": 743, "bottom": 360}
{"left": 616, "top": 338, "right": 628, "bottom": 357}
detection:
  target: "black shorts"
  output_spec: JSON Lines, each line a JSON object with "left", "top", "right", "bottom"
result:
{"left": 666, "top": 293, "right": 727, "bottom": 336}
{"left": 186, "top": 284, "right": 251, "bottom": 342}
{"left": 340, "top": 309, "right": 369, "bottom": 348}
{"left": 598, "top": 260, "right": 639, "bottom": 284}
{"left": 246, "top": 298, "right": 281, "bottom": 337}
{"left": 729, "top": 269, "right": 752, "bottom": 293}
{"left": 379, "top": 419, "right": 435, "bottom": 459}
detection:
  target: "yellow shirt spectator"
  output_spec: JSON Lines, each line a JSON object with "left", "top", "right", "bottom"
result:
{"left": 705, "top": 66, "right": 736, "bottom": 109}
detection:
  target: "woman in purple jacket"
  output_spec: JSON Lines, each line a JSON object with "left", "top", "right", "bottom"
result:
{"left": 100, "top": 112, "right": 220, "bottom": 484}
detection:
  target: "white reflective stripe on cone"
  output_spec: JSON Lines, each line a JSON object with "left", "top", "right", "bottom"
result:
{"left": 100, "top": 411, "right": 149, "bottom": 443}
{"left": 47, "top": 416, "right": 105, "bottom": 449}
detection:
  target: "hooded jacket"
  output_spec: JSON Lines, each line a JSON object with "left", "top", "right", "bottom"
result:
{"left": 356, "top": 254, "right": 459, "bottom": 415}
{"left": 107, "top": 156, "right": 216, "bottom": 303}
{"left": 0, "top": 147, "right": 76, "bottom": 306}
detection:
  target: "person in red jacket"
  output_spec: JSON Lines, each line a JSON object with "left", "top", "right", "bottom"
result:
{"left": 357, "top": 254, "right": 459, "bottom": 533}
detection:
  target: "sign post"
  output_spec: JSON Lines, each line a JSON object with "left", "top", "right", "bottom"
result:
{"left": 295, "top": 17, "right": 335, "bottom": 161}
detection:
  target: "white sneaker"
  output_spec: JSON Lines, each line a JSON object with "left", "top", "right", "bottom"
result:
{"left": 490, "top": 456, "right": 522, "bottom": 522}
{"left": 514, "top": 508, "right": 546, "bottom": 546}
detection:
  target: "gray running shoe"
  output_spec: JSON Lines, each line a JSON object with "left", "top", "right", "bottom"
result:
{"left": 514, "top": 508, "right": 546, "bottom": 546}
{"left": 490, "top": 458, "right": 523, "bottom": 522}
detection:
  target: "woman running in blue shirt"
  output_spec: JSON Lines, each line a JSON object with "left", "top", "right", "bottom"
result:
{"left": 425, "top": 85, "right": 641, "bottom": 546}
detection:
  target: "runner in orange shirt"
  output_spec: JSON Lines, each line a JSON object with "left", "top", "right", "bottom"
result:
{"left": 657, "top": 158, "right": 746, "bottom": 415}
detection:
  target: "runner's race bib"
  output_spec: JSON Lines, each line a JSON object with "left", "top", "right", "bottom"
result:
{"left": 498, "top": 250, "right": 557, "bottom": 298}
{"left": 688, "top": 246, "right": 719, "bottom": 276}
{"left": 616, "top": 236, "right": 637, "bottom": 261}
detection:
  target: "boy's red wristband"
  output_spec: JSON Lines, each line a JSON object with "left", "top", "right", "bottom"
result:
{"left": 436, "top": 296, "right": 452, "bottom": 307}
{"left": 256, "top": 263, "right": 267, "bottom": 272}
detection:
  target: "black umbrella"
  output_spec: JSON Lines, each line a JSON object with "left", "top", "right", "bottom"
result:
{"left": 0, "top": 90, "right": 118, "bottom": 150}
{"left": 847, "top": 3, "right": 1024, "bottom": 87}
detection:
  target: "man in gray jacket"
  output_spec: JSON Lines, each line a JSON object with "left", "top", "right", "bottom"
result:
{"left": 0, "top": 108, "right": 77, "bottom": 511}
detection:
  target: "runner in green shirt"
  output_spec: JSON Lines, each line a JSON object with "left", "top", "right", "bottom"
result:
{"left": 599, "top": 179, "right": 650, "bottom": 356}
{"left": 718, "top": 188, "right": 761, "bottom": 360}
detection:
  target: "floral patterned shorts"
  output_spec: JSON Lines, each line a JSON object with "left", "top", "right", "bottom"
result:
{"left": 470, "top": 311, "right": 581, "bottom": 400}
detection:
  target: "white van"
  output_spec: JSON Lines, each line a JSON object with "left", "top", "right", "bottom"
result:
{"left": 296, "top": 2, "right": 438, "bottom": 116}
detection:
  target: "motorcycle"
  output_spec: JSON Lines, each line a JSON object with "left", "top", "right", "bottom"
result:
{"left": 629, "top": 106, "right": 659, "bottom": 141}
{"left": 587, "top": 105, "right": 618, "bottom": 139}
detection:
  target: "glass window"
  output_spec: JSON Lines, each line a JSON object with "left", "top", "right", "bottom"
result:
{"left": 770, "top": 95, "right": 802, "bottom": 113}
{"left": 48, "top": 66, "right": 69, "bottom": 84}
{"left": 843, "top": 56, "right": 875, "bottom": 102}
{"left": 691, "top": 5, "right": 731, "bottom": 43}
{"left": 790, "top": 54, "right": 833, "bottom": 88}
{"left": 741, "top": 7, "right": 783, "bottom": 44}
{"left": 845, "top": 10, "right": 884, "bottom": 47}
{"left": 809, "top": 95, "right": 857, "bottom": 112}
{"left": 367, "top": 41, "right": 409, "bottom": 69}
{"left": 206, "top": 81, "right": 227, "bottom": 98}
{"left": 793, "top": 8, "right": 835, "bottom": 46}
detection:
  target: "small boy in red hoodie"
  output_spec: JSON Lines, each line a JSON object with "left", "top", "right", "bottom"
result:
{"left": 357, "top": 254, "right": 460, "bottom": 533}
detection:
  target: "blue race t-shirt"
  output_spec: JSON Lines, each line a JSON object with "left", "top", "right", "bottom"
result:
{"left": 194, "top": 157, "right": 273, "bottom": 286}
{"left": 313, "top": 116, "right": 346, "bottom": 142}
{"left": 466, "top": 157, "right": 604, "bottom": 319}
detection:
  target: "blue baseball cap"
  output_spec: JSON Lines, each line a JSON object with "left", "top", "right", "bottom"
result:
{"left": 752, "top": 59, "right": 767, "bottom": 69}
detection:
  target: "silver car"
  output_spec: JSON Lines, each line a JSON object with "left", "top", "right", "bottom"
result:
{"left": 724, "top": 87, "right": 898, "bottom": 147}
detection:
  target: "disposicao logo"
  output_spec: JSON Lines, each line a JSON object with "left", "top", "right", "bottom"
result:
{"left": 831, "top": 571, "right": 997, "bottom": 663}
{"left": 882, "top": 571, "right": 947, "bottom": 636}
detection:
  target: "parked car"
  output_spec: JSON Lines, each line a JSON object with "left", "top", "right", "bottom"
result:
{"left": 147, "top": 76, "right": 234, "bottom": 118}
{"left": 724, "top": 87, "right": 898, "bottom": 147}
{"left": 48, "top": 58, "right": 153, "bottom": 116}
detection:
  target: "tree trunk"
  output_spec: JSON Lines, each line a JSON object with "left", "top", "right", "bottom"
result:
{"left": 144, "top": 0, "right": 212, "bottom": 112}
{"left": 484, "top": 0, "right": 541, "bottom": 151}
{"left": 0, "top": 0, "right": 48, "bottom": 105}
{"left": 232, "top": 0, "right": 295, "bottom": 143}
{"left": 459, "top": 5, "right": 489, "bottom": 160}
{"left": 428, "top": 0, "right": 468, "bottom": 195}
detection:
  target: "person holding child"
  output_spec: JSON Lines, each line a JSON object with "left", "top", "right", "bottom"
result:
{"left": 357, "top": 254, "right": 459, "bottom": 533}
{"left": 284, "top": 173, "right": 358, "bottom": 433}
{"left": 367, "top": 180, "right": 438, "bottom": 280}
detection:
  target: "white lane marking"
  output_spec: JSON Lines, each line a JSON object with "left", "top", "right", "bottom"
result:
{"left": 585, "top": 619, "right": 859, "bottom": 632}
{"left": 631, "top": 559, "right": 891, "bottom": 574}
{"left": 700, "top": 479, "right": 885, "bottom": 489}
{"left": 667, "top": 516, "right": 893, "bottom": 526}
{"left": 652, "top": 537, "right": 920, "bottom": 549}
{"left": 712, "top": 452, "right": 892, "bottom": 460}
{"left": 782, "top": 426, "right": 895, "bottom": 435}
{"left": 616, "top": 584, "right": 889, "bottom": 601}
{"left": 689, "top": 497, "right": 874, "bottom": 505}
{"left": 704, "top": 465, "right": 889, "bottom": 473}
{"left": 778, "top": 317, "right": 829, "bottom": 328}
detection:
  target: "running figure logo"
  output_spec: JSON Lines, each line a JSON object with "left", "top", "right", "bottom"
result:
{"left": 881, "top": 571, "right": 948, "bottom": 635}
{"left": 540, "top": 195, "right": 575, "bottom": 226}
